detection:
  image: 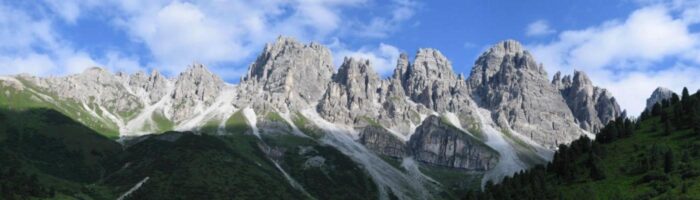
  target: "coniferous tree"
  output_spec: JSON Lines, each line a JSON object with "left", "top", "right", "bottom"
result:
{"left": 662, "top": 99, "right": 671, "bottom": 108}
{"left": 588, "top": 153, "right": 605, "bottom": 180}
{"left": 671, "top": 93, "right": 680, "bottom": 105}
{"left": 664, "top": 151, "right": 675, "bottom": 173}
{"left": 673, "top": 103, "right": 683, "bottom": 128}
{"left": 652, "top": 103, "right": 663, "bottom": 117}
{"left": 686, "top": 98, "right": 697, "bottom": 128}
{"left": 663, "top": 116, "right": 672, "bottom": 136}
{"left": 693, "top": 107, "right": 700, "bottom": 136}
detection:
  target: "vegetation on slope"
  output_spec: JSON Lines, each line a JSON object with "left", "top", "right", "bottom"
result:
{"left": 0, "top": 108, "right": 122, "bottom": 199}
{"left": 466, "top": 87, "right": 700, "bottom": 200}
{"left": 0, "top": 107, "right": 381, "bottom": 199}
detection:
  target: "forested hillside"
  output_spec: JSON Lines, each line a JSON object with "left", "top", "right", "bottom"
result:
{"left": 466, "top": 88, "right": 700, "bottom": 199}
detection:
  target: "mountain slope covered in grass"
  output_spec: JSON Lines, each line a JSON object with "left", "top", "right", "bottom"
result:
{"left": 0, "top": 107, "right": 382, "bottom": 200}
{"left": 466, "top": 88, "right": 700, "bottom": 200}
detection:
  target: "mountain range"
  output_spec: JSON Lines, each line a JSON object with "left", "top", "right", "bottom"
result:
{"left": 0, "top": 36, "right": 624, "bottom": 199}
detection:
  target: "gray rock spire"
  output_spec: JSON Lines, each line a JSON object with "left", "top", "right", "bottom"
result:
{"left": 553, "top": 70, "right": 622, "bottom": 132}
{"left": 239, "top": 36, "right": 334, "bottom": 112}
{"left": 467, "top": 40, "right": 582, "bottom": 148}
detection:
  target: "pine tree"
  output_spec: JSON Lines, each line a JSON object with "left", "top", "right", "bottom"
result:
{"left": 664, "top": 151, "right": 675, "bottom": 173}
{"left": 652, "top": 103, "right": 663, "bottom": 116}
{"left": 588, "top": 153, "right": 606, "bottom": 180}
{"left": 694, "top": 107, "right": 700, "bottom": 136}
{"left": 671, "top": 93, "right": 680, "bottom": 105}
{"left": 683, "top": 87, "right": 690, "bottom": 101}
{"left": 664, "top": 116, "right": 672, "bottom": 136}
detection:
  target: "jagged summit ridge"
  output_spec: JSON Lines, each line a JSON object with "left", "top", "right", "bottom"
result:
{"left": 239, "top": 36, "right": 334, "bottom": 112}
{"left": 0, "top": 37, "right": 622, "bottom": 149}
{"left": 552, "top": 70, "right": 622, "bottom": 132}
{"left": 467, "top": 40, "right": 581, "bottom": 148}
{"left": 0, "top": 37, "right": 625, "bottom": 199}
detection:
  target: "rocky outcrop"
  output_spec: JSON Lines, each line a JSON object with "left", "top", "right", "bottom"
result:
{"left": 123, "top": 69, "right": 171, "bottom": 105}
{"left": 239, "top": 36, "right": 334, "bottom": 112}
{"left": 19, "top": 67, "right": 143, "bottom": 118}
{"left": 316, "top": 54, "right": 432, "bottom": 136}
{"left": 317, "top": 58, "right": 382, "bottom": 125}
{"left": 358, "top": 126, "right": 407, "bottom": 158}
{"left": 399, "top": 49, "right": 473, "bottom": 113}
{"left": 170, "top": 64, "right": 225, "bottom": 123}
{"left": 408, "top": 116, "right": 498, "bottom": 170}
{"left": 646, "top": 87, "right": 675, "bottom": 111}
{"left": 552, "top": 71, "right": 622, "bottom": 132}
{"left": 467, "top": 40, "right": 582, "bottom": 148}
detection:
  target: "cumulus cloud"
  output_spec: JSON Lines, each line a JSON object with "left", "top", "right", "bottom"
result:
{"left": 333, "top": 42, "right": 401, "bottom": 76}
{"left": 0, "top": 0, "right": 417, "bottom": 80}
{"left": 526, "top": 20, "right": 556, "bottom": 36}
{"left": 529, "top": 4, "right": 700, "bottom": 115}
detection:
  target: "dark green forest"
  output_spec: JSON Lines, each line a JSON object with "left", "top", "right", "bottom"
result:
{"left": 0, "top": 108, "right": 378, "bottom": 199}
{"left": 466, "top": 88, "right": 700, "bottom": 200}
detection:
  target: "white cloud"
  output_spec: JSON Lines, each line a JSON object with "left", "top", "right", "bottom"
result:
{"left": 0, "top": 0, "right": 417, "bottom": 80}
{"left": 529, "top": 4, "right": 700, "bottom": 115}
{"left": 600, "top": 64, "right": 700, "bottom": 116}
{"left": 332, "top": 41, "right": 401, "bottom": 76}
{"left": 526, "top": 20, "right": 556, "bottom": 36}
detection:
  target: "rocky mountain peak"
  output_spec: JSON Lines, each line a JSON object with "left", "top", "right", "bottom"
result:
{"left": 334, "top": 57, "right": 379, "bottom": 84}
{"left": 410, "top": 48, "right": 455, "bottom": 79}
{"left": 317, "top": 57, "right": 382, "bottom": 124}
{"left": 392, "top": 53, "right": 410, "bottom": 81}
{"left": 646, "top": 87, "right": 675, "bottom": 111}
{"left": 553, "top": 70, "right": 622, "bottom": 132}
{"left": 127, "top": 69, "right": 171, "bottom": 104}
{"left": 401, "top": 48, "right": 461, "bottom": 110}
{"left": 486, "top": 39, "right": 525, "bottom": 56}
{"left": 171, "top": 63, "right": 224, "bottom": 122}
{"left": 467, "top": 40, "right": 583, "bottom": 148}
{"left": 239, "top": 36, "right": 334, "bottom": 112}
{"left": 468, "top": 40, "right": 547, "bottom": 92}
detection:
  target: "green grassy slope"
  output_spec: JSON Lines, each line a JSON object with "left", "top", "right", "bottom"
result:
{"left": 0, "top": 107, "right": 382, "bottom": 199}
{"left": 467, "top": 89, "right": 700, "bottom": 200}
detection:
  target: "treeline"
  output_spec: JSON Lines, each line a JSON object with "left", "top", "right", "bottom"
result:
{"left": 465, "top": 87, "right": 700, "bottom": 200}
{"left": 641, "top": 87, "right": 700, "bottom": 136}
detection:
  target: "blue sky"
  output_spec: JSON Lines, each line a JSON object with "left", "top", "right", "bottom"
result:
{"left": 1, "top": 0, "right": 699, "bottom": 115}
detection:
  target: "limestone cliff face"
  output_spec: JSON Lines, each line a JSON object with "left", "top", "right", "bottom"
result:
{"left": 317, "top": 58, "right": 382, "bottom": 125}
{"left": 408, "top": 116, "right": 498, "bottom": 170}
{"left": 170, "top": 64, "right": 225, "bottom": 123}
{"left": 467, "top": 40, "right": 583, "bottom": 148}
{"left": 239, "top": 36, "right": 334, "bottom": 112}
{"left": 123, "top": 69, "right": 170, "bottom": 105}
{"left": 358, "top": 126, "right": 407, "bottom": 158}
{"left": 552, "top": 71, "right": 622, "bottom": 132}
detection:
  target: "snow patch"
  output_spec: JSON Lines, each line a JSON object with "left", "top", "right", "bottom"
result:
{"left": 174, "top": 87, "right": 237, "bottom": 133}
{"left": 242, "top": 107, "right": 260, "bottom": 138}
{"left": 464, "top": 100, "right": 527, "bottom": 187}
{"left": 117, "top": 177, "right": 150, "bottom": 200}
{"left": 443, "top": 112, "right": 464, "bottom": 131}
{"left": 271, "top": 161, "right": 314, "bottom": 198}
